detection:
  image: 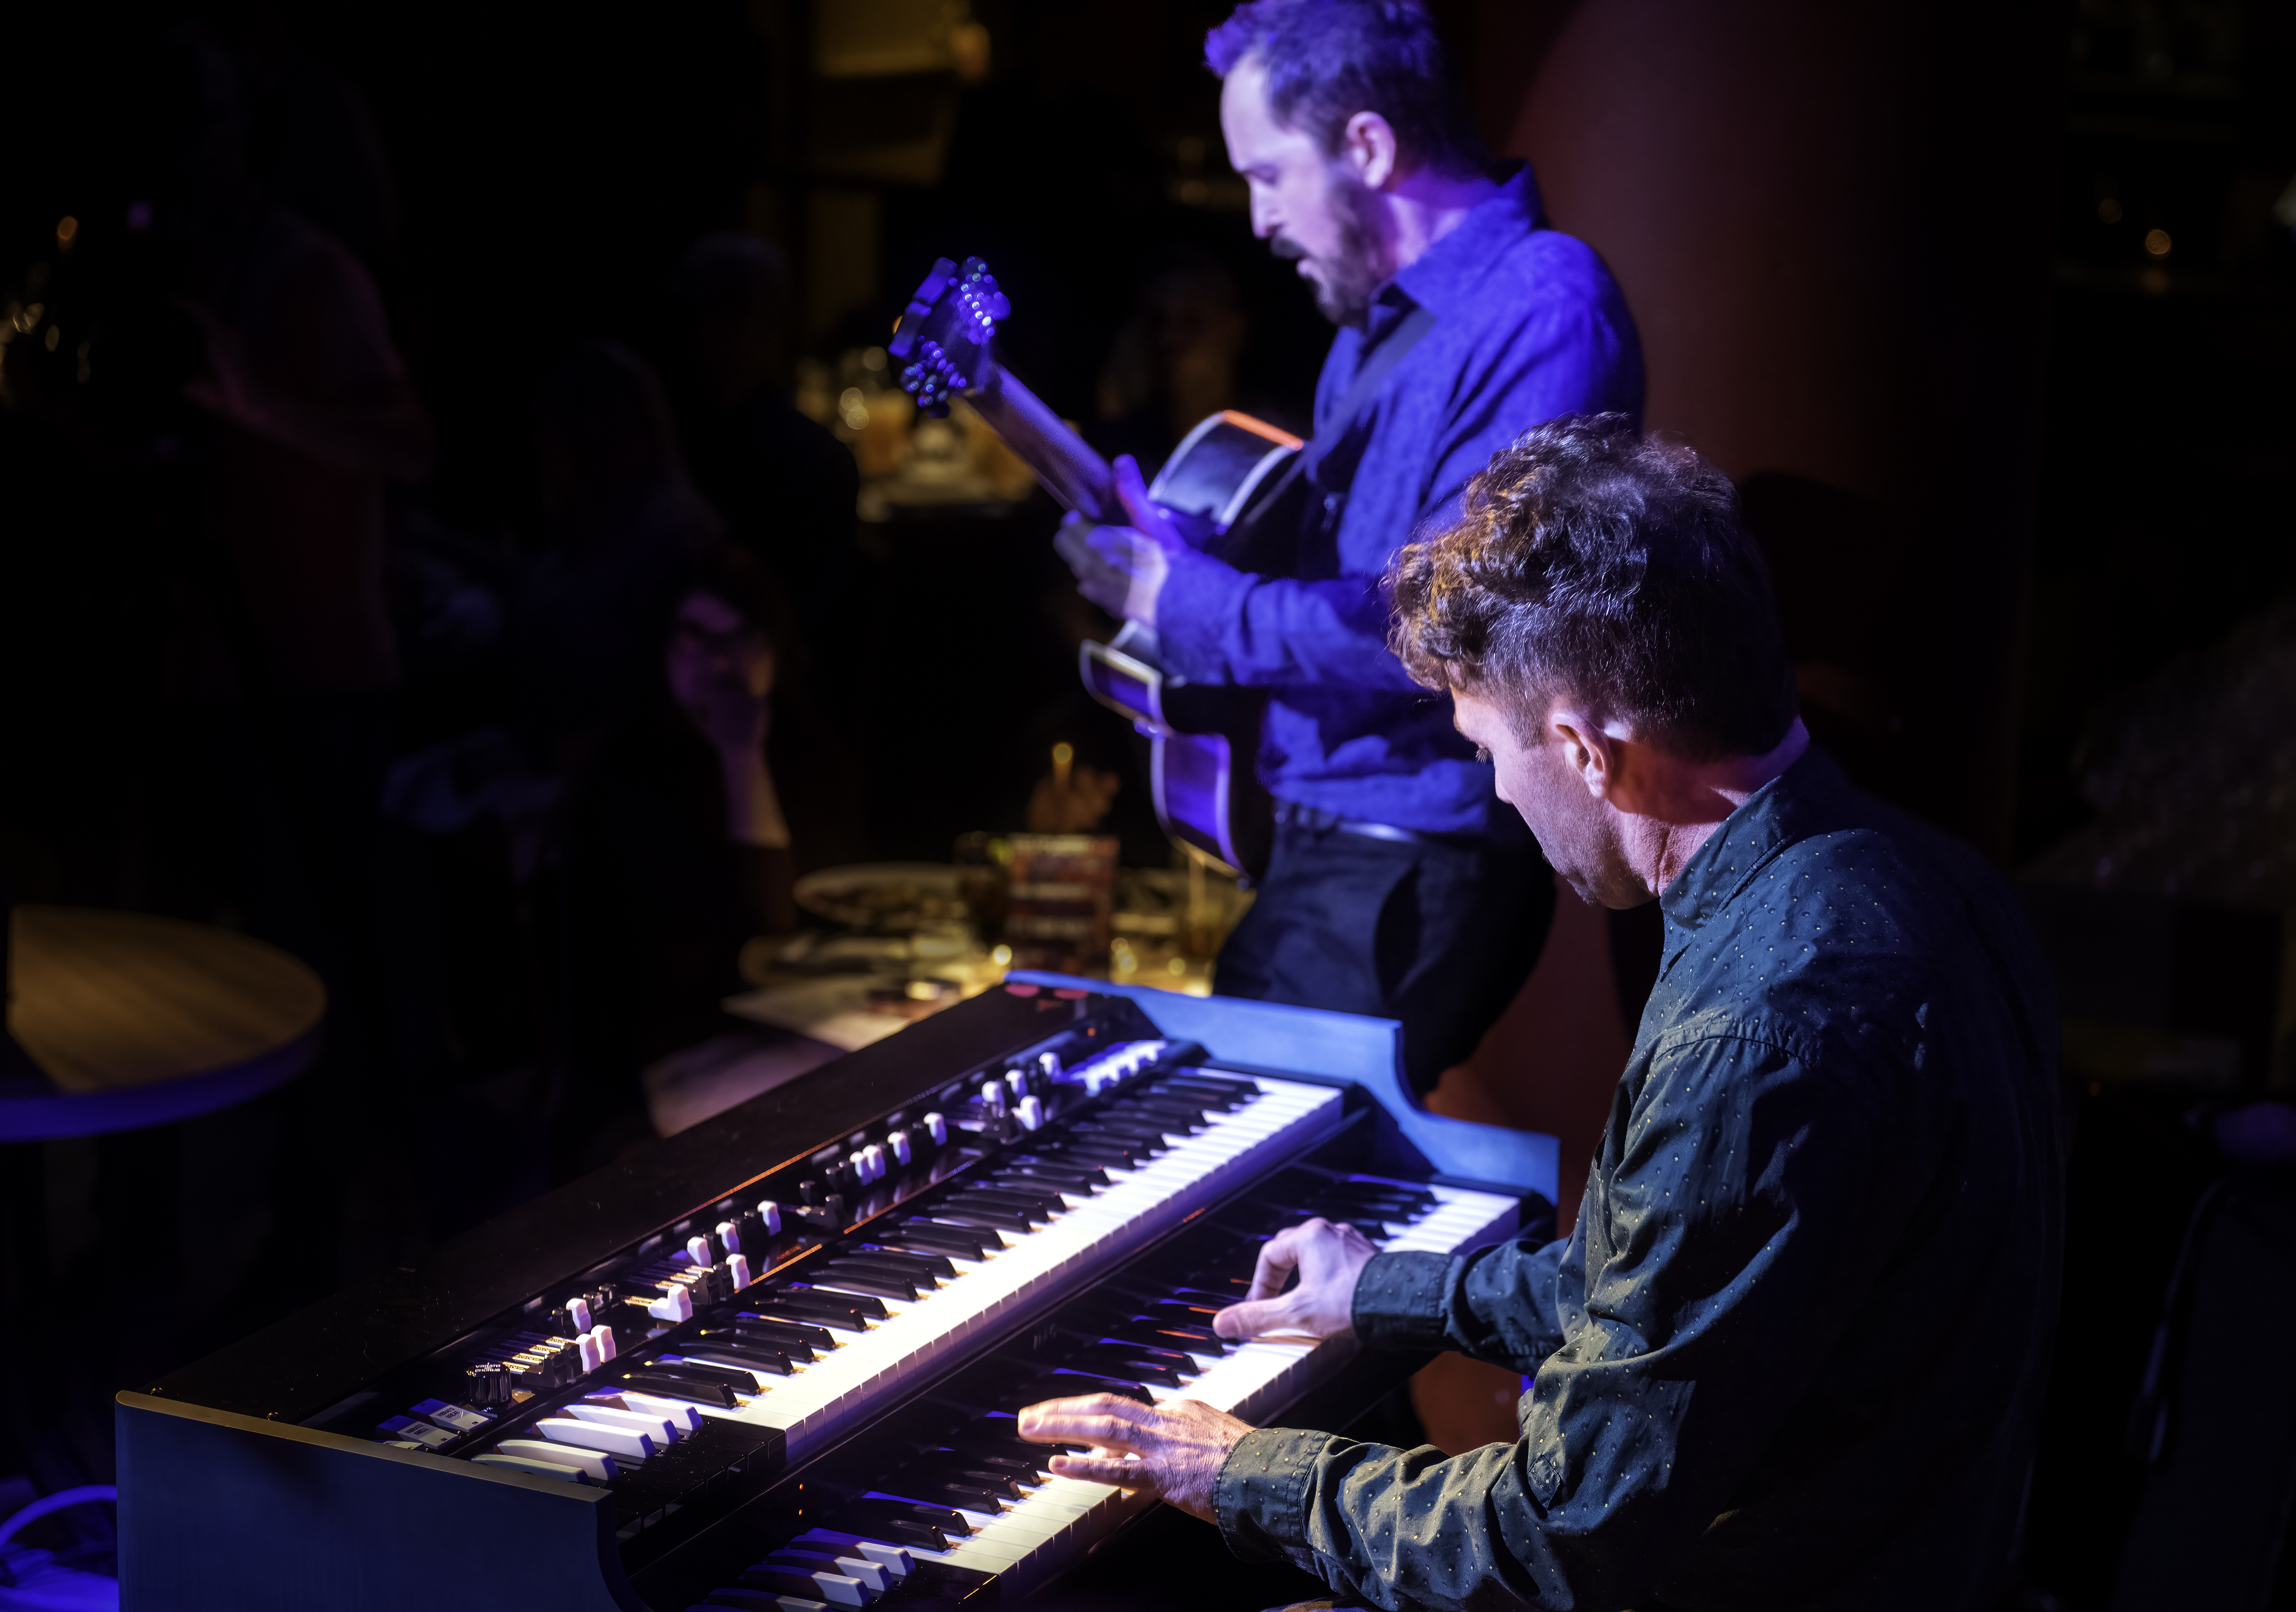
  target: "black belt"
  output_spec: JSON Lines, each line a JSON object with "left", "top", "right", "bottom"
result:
{"left": 1271, "top": 798, "right": 1439, "bottom": 847}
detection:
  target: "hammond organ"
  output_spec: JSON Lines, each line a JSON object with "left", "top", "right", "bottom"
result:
{"left": 118, "top": 980, "right": 1557, "bottom": 1610}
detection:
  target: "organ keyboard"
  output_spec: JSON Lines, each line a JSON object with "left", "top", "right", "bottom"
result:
{"left": 118, "top": 979, "right": 1557, "bottom": 1611}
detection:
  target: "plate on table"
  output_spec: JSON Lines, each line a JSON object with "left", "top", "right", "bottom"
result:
{"left": 793, "top": 863, "right": 968, "bottom": 932}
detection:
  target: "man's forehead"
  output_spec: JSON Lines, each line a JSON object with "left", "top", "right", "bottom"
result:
{"left": 1221, "top": 57, "right": 1313, "bottom": 158}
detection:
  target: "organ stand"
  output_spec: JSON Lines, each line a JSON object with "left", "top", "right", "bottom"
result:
{"left": 116, "top": 978, "right": 1556, "bottom": 1611}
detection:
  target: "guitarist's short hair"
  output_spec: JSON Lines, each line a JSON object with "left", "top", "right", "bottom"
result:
{"left": 1387, "top": 414, "right": 1800, "bottom": 763}
{"left": 1206, "top": 0, "right": 1487, "bottom": 179}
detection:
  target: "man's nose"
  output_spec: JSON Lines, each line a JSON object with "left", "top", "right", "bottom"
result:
{"left": 1249, "top": 193, "right": 1279, "bottom": 241}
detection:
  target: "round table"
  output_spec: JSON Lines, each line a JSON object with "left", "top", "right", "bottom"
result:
{"left": 1, "top": 906, "right": 325, "bottom": 1143}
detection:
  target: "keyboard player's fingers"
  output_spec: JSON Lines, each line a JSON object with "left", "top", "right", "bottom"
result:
{"left": 1021, "top": 1393, "right": 1253, "bottom": 1522}
{"left": 1016, "top": 1391, "right": 1155, "bottom": 1453}
{"left": 1239, "top": 1218, "right": 1319, "bottom": 1303}
{"left": 1217, "top": 1215, "right": 1378, "bottom": 1340}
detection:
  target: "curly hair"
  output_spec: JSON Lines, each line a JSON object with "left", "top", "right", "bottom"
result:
{"left": 1387, "top": 414, "right": 1797, "bottom": 761}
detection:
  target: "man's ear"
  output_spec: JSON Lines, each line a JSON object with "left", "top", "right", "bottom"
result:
{"left": 1341, "top": 111, "right": 1400, "bottom": 190}
{"left": 1550, "top": 712, "right": 1617, "bottom": 800}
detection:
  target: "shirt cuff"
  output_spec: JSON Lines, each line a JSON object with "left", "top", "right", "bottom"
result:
{"left": 1153, "top": 544, "right": 1249, "bottom": 684}
{"left": 1213, "top": 1425, "right": 1327, "bottom": 1562}
{"left": 1349, "top": 1250, "right": 1453, "bottom": 1350}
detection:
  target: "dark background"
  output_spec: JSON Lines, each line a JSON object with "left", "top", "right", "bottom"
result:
{"left": 1, "top": 0, "right": 2293, "bottom": 1605}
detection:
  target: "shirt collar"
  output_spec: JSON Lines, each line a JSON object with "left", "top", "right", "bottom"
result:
{"left": 1373, "top": 163, "right": 1545, "bottom": 328}
{"left": 1659, "top": 746, "right": 1851, "bottom": 936}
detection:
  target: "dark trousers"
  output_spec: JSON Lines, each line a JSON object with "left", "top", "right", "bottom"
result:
{"left": 1214, "top": 812, "right": 1555, "bottom": 1094}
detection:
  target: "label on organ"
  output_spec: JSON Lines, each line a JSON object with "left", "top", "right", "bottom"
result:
{"left": 413, "top": 1398, "right": 493, "bottom": 1434}
{"left": 377, "top": 1415, "right": 455, "bottom": 1449}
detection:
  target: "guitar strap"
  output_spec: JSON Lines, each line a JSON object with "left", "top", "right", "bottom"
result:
{"left": 1305, "top": 301, "right": 1440, "bottom": 491}
{"left": 1235, "top": 302, "right": 1438, "bottom": 577}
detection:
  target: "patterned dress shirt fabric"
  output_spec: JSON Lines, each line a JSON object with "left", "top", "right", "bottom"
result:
{"left": 1151, "top": 166, "right": 1643, "bottom": 835}
{"left": 1213, "top": 750, "right": 2064, "bottom": 1610}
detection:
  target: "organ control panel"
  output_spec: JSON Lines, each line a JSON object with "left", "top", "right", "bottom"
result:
{"left": 116, "top": 980, "right": 1557, "bottom": 1610}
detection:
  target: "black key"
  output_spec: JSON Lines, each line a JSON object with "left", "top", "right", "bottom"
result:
{"left": 749, "top": 1290, "right": 878, "bottom": 1329}
{"left": 878, "top": 1476, "right": 1009, "bottom": 1511}
{"left": 997, "top": 1161, "right": 1107, "bottom": 1190}
{"left": 906, "top": 1458, "right": 1029, "bottom": 1499}
{"left": 926, "top": 1449, "right": 1040, "bottom": 1481}
{"left": 966, "top": 1418, "right": 1087, "bottom": 1465}
{"left": 724, "top": 1318, "right": 830, "bottom": 1357}
{"left": 1008, "top": 1371, "right": 1155, "bottom": 1411}
{"left": 1101, "top": 1318, "right": 1224, "bottom": 1352}
{"left": 889, "top": 1222, "right": 992, "bottom": 1261}
{"left": 634, "top": 1357, "right": 756, "bottom": 1395}
{"left": 956, "top": 1187, "right": 1061, "bottom": 1219}
{"left": 811, "top": 1266, "right": 919, "bottom": 1302}
{"left": 1074, "top": 1121, "right": 1170, "bottom": 1150}
{"left": 925, "top": 1203, "right": 1034, "bottom": 1234}
{"left": 1116, "top": 1100, "right": 1209, "bottom": 1128}
{"left": 677, "top": 1342, "right": 794, "bottom": 1376}
{"left": 849, "top": 1246, "right": 956, "bottom": 1280}
{"left": 1054, "top": 1140, "right": 1146, "bottom": 1169}
{"left": 1303, "top": 1198, "right": 1423, "bottom": 1222}
{"left": 614, "top": 1370, "right": 740, "bottom": 1408}
{"left": 832, "top": 1502, "right": 953, "bottom": 1551}
{"left": 973, "top": 1176, "right": 1072, "bottom": 1208}
{"left": 1081, "top": 1335, "right": 1197, "bottom": 1371}
{"left": 1066, "top": 1349, "right": 1185, "bottom": 1387}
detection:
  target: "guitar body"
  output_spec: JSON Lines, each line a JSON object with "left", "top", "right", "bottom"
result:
{"left": 891, "top": 258, "right": 1304, "bottom": 879}
{"left": 1078, "top": 412, "right": 1304, "bottom": 878}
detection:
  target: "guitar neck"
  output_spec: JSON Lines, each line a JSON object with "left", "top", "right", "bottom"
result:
{"left": 968, "top": 366, "right": 1118, "bottom": 524}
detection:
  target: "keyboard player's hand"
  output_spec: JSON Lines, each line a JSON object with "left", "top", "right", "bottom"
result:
{"left": 1213, "top": 1216, "right": 1379, "bottom": 1342}
{"left": 1017, "top": 1393, "right": 1252, "bottom": 1522}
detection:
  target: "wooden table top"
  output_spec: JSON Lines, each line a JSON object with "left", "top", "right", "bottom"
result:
{"left": 3, "top": 906, "right": 324, "bottom": 1140}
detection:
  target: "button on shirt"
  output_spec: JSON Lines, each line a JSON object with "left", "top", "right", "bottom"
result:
{"left": 1214, "top": 750, "right": 2064, "bottom": 1610}
{"left": 1152, "top": 168, "right": 1643, "bottom": 836}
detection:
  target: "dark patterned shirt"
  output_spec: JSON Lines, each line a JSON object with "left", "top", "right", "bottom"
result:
{"left": 1214, "top": 750, "right": 2063, "bottom": 1610}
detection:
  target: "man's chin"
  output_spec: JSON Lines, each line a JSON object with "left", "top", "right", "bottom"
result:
{"left": 1312, "top": 284, "right": 1369, "bottom": 329}
{"left": 1556, "top": 864, "right": 1655, "bottom": 911}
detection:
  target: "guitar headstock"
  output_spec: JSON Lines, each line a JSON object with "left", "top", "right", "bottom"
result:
{"left": 888, "top": 256, "right": 1011, "bottom": 416}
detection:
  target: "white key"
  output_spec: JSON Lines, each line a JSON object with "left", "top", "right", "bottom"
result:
{"left": 491, "top": 1438, "right": 616, "bottom": 1482}
{"left": 564, "top": 1402, "right": 678, "bottom": 1444}
{"left": 534, "top": 1417, "right": 651, "bottom": 1461}
{"left": 471, "top": 1452, "right": 589, "bottom": 1483}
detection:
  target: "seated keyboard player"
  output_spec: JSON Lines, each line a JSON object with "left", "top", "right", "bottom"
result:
{"left": 1022, "top": 414, "right": 2062, "bottom": 1612}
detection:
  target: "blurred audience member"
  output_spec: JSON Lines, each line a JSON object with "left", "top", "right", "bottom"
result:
{"left": 1093, "top": 247, "right": 1251, "bottom": 474}
{"left": 515, "top": 339, "right": 720, "bottom": 772}
{"left": 555, "top": 544, "right": 858, "bottom": 1167}
{"left": 668, "top": 234, "right": 863, "bottom": 668}
{"left": 166, "top": 55, "right": 434, "bottom": 710}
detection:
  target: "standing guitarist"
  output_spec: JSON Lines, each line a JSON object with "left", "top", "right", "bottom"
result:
{"left": 1057, "top": 0, "right": 1643, "bottom": 1092}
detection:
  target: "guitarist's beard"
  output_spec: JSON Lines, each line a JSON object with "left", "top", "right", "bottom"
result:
{"left": 1273, "top": 172, "right": 1388, "bottom": 330}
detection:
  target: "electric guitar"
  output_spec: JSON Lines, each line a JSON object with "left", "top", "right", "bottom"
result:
{"left": 889, "top": 256, "right": 1302, "bottom": 879}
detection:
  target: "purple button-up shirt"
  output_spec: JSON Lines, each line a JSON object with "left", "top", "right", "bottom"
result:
{"left": 1154, "top": 167, "right": 1643, "bottom": 835}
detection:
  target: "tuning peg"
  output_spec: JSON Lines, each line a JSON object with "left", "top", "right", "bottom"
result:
{"left": 957, "top": 257, "right": 1011, "bottom": 323}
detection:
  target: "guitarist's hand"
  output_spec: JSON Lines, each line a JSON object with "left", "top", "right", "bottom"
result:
{"left": 1055, "top": 454, "right": 1182, "bottom": 628}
